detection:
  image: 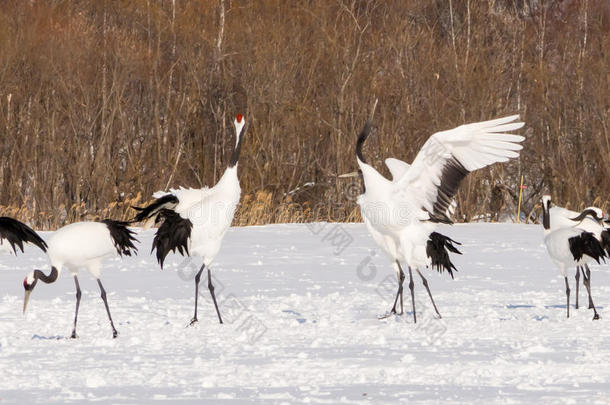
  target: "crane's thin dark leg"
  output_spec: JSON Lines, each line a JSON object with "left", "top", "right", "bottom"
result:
{"left": 189, "top": 265, "right": 205, "bottom": 326}
{"left": 582, "top": 265, "right": 600, "bottom": 320}
{"left": 397, "top": 261, "right": 404, "bottom": 315}
{"left": 564, "top": 276, "right": 570, "bottom": 319}
{"left": 97, "top": 279, "right": 118, "bottom": 338}
{"left": 390, "top": 262, "right": 405, "bottom": 315}
{"left": 71, "top": 276, "right": 82, "bottom": 339}
{"left": 416, "top": 268, "right": 442, "bottom": 318}
{"left": 379, "top": 262, "right": 405, "bottom": 320}
{"left": 208, "top": 268, "right": 223, "bottom": 324}
{"left": 585, "top": 264, "right": 595, "bottom": 310}
{"left": 575, "top": 267, "right": 581, "bottom": 309}
{"left": 408, "top": 266, "right": 416, "bottom": 324}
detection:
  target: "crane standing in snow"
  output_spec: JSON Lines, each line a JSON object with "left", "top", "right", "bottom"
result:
{"left": 132, "top": 114, "right": 246, "bottom": 326}
{"left": 0, "top": 216, "right": 47, "bottom": 255}
{"left": 352, "top": 115, "right": 525, "bottom": 322}
{"left": 23, "top": 220, "right": 138, "bottom": 338}
{"left": 541, "top": 195, "right": 608, "bottom": 319}
{"left": 341, "top": 148, "right": 461, "bottom": 319}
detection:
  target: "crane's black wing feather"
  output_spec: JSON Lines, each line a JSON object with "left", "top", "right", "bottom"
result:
{"left": 0, "top": 217, "right": 47, "bottom": 254}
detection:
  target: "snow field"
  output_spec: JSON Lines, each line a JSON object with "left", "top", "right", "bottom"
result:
{"left": 1, "top": 223, "right": 610, "bottom": 404}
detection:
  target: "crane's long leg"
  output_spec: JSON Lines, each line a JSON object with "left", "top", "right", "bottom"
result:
{"left": 416, "top": 268, "right": 442, "bottom": 319}
{"left": 71, "top": 276, "right": 82, "bottom": 339}
{"left": 397, "top": 261, "right": 404, "bottom": 315}
{"left": 97, "top": 279, "right": 118, "bottom": 338}
{"left": 564, "top": 276, "right": 570, "bottom": 319}
{"left": 575, "top": 266, "right": 581, "bottom": 309}
{"left": 208, "top": 268, "right": 223, "bottom": 324}
{"left": 189, "top": 264, "right": 205, "bottom": 326}
{"left": 408, "top": 266, "right": 416, "bottom": 324}
{"left": 585, "top": 264, "right": 596, "bottom": 311}
{"left": 390, "top": 262, "right": 405, "bottom": 315}
{"left": 379, "top": 262, "right": 405, "bottom": 320}
{"left": 582, "top": 265, "right": 600, "bottom": 320}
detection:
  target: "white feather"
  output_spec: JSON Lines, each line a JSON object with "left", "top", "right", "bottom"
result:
{"left": 384, "top": 158, "right": 410, "bottom": 181}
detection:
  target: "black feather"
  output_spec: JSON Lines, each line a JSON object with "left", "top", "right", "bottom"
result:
{"left": 102, "top": 220, "right": 139, "bottom": 257}
{"left": 356, "top": 121, "right": 373, "bottom": 164}
{"left": 428, "top": 157, "right": 470, "bottom": 224}
{"left": 602, "top": 230, "right": 610, "bottom": 256}
{"left": 426, "top": 231, "right": 462, "bottom": 279}
{"left": 568, "top": 231, "right": 606, "bottom": 264}
{"left": 132, "top": 194, "right": 179, "bottom": 223}
{"left": 152, "top": 209, "right": 193, "bottom": 268}
{"left": 0, "top": 216, "right": 47, "bottom": 254}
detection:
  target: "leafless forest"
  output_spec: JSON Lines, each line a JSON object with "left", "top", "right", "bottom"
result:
{"left": 0, "top": 0, "right": 608, "bottom": 229}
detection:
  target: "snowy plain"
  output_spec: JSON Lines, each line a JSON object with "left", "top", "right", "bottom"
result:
{"left": 1, "top": 222, "right": 610, "bottom": 404}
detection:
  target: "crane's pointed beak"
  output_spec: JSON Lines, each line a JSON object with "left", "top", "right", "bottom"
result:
{"left": 23, "top": 290, "right": 31, "bottom": 314}
{"left": 338, "top": 171, "right": 359, "bottom": 178}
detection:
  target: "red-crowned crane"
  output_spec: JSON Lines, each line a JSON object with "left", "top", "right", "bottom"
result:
{"left": 341, "top": 155, "right": 460, "bottom": 319}
{"left": 352, "top": 115, "right": 525, "bottom": 323}
{"left": 541, "top": 195, "right": 608, "bottom": 319}
{"left": 132, "top": 114, "right": 246, "bottom": 326}
{"left": 0, "top": 216, "right": 47, "bottom": 255}
{"left": 23, "top": 220, "right": 138, "bottom": 338}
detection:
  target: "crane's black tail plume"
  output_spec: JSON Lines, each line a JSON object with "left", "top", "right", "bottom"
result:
{"left": 426, "top": 232, "right": 462, "bottom": 279}
{"left": 102, "top": 220, "right": 139, "bottom": 257}
{"left": 601, "top": 229, "right": 610, "bottom": 257}
{"left": 0, "top": 217, "right": 47, "bottom": 254}
{"left": 131, "top": 194, "right": 179, "bottom": 224}
{"left": 152, "top": 209, "right": 192, "bottom": 269}
{"left": 569, "top": 232, "right": 606, "bottom": 264}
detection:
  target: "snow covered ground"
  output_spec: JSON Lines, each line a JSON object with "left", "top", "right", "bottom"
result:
{"left": 1, "top": 223, "right": 610, "bottom": 404}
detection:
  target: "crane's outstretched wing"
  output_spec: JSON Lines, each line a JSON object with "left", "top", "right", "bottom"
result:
{"left": 393, "top": 115, "right": 525, "bottom": 223}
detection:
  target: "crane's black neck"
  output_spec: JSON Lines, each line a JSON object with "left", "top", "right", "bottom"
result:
{"left": 229, "top": 133, "right": 244, "bottom": 168}
{"left": 358, "top": 169, "right": 365, "bottom": 193}
{"left": 35, "top": 267, "right": 59, "bottom": 284}
{"left": 570, "top": 208, "right": 601, "bottom": 222}
{"left": 542, "top": 200, "right": 550, "bottom": 230}
{"left": 356, "top": 121, "right": 372, "bottom": 164}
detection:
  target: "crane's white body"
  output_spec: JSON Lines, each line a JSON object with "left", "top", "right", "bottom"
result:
{"left": 25, "top": 222, "right": 125, "bottom": 283}
{"left": 155, "top": 166, "right": 241, "bottom": 266}
{"left": 45, "top": 222, "right": 119, "bottom": 278}
{"left": 360, "top": 158, "right": 407, "bottom": 265}
{"left": 361, "top": 157, "right": 454, "bottom": 273}
{"left": 544, "top": 226, "right": 594, "bottom": 277}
